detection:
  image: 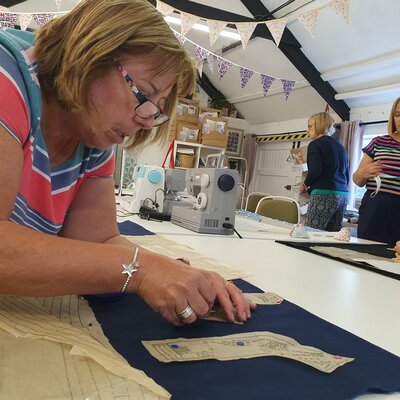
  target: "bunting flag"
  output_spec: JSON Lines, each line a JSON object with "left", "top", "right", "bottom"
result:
{"left": 0, "top": 12, "right": 18, "bottom": 28}
{"left": 239, "top": 67, "right": 254, "bottom": 88}
{"left": 330, "top": 0, "right": 351, "bottom": 24}
{"left": 217, "top": 57, "right": 232, "bottom": 80}
{"left": 265, "top": 18, "right": 288, "bottom": 46}
{"left": 173, "top": 31, "right": 187, "bottom": 45}
{"left": 55, "top": 0, "right": 63, "bottom": 10}
{"left": 196, "top": 59, "right": 204, "bottom": 77}
{"left": 298, "top": 9, "right": 319, "bottom": 37}
{"left": 33, "top": 13, "right": 55, "bottom": 27}
{"left": 18, "top": 13, "right": 32, "bottom": 31}
{"left": 207, "top": 53, "right": 216, "bottom": 74}
{"left": 261, "top": 74, "right": 275, "bottom": 96}
{"left": 281, "top": 79, "right": 296, "bottom": 100}
{"left": 194, "top": 45, "right": 209, "bottom": 61}
{"left": 180, "top": 12, "right": 199, "bottom": 36}
{"left": 156, "top": 1, "right": 175, "bottom": 16}
{"left": 236, "top": 22, "right": 257, "bottom": 49}
{"left": 207, "top": 20, "right": 227, "bottom": 46}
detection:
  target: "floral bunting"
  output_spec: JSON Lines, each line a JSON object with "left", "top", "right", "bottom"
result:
{"left": 194, "top": 45, "right": 208, "bottom": 61}
{"left": 196, "top": 59, "right": 204, "bottom": 77}
{"left": 235, "top": 22, "right": 257, "bottom": 49}
{"left": 55, "top": 0, "right": 63, "bottom": 11}
{"left": 265, "top": 18, "right": 288, "bottom": 46}
{"left": 173, "top": 31, "right": 186, "bottom": 45}
{"left": 0, "top": 12, "right": 18, "bottom": 28}
{"left": 330, "top": 0, "right": 351, "bottom": 24}
{"left": 33, "top": 13, "right": 55, "bottom": 27}
{"left": 180, "top": 12, "right": 199, "bottom": 36}
{"left": 18, "top": 13, "right": 32, "bottom": 31}
{"left": 156, "top": 1, "right": 175, "bottom": 17}
{"left": 281, "top": 79, "right": 296, "bottom": 100}
{"left": 261, "top": 74, "right": 275, "bottom": 96}
{"left": 207, "top": 20, "right": 227, "bottom": 46}
{"left": 217, "top": 57, "right": 232, "bottom": 80}
{"left": 239, "top": 67, "right": 254, "bottom": 88}
{"left": 207, "top": 53, "right": 216, "bottom": 74}
{"left": 298, "top": 9, "right": 319, "bottom": 37}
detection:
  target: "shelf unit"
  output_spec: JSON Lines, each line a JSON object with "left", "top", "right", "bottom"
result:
{"left": 173, "top": 140, "right": 225, "bottom": 169}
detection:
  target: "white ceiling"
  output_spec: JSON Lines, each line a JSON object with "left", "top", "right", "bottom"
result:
{"left": 7, "top": 0, "right": 400, "bottom": 127}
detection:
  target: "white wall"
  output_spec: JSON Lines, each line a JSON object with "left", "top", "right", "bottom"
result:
{"left": 350, "top": 102, "right": 393, "bottom": 122}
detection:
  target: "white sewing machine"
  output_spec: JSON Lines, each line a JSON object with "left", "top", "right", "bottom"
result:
{"left": 171, "top": 168, "right": 238, "bottom": 234}
{"left": 119, "top": 165, "right": 164, "bottom": 213}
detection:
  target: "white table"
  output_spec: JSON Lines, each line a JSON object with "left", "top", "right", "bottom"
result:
{"left": 119, "top": 215, "right": 400, "bottom": 400}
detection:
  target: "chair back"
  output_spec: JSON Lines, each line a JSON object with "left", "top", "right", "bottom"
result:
{"left": 255, "top": 196, "right": 300, "bottom": 224}
{"left": 245, "top": 192, "right": 270, "bottom": 212}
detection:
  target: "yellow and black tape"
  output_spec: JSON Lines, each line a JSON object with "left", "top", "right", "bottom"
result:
{"left": 257, "top": 133, "right": 309, "bottom": 142}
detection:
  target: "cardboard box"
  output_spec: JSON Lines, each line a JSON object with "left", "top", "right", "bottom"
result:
{"left": 175, "top": 98, "right": 199, "bottom": 124}
{"left": 200, "top": 116, "right": 228, "bottom": 148}
{"left": 173, "top": 121, "right": 200, "bottom": 143}
{"left": 290, "top": 146, "right": 308, "bottom": 164}
{"left": 198, "top": 107, "right": 221, "bottom": 123}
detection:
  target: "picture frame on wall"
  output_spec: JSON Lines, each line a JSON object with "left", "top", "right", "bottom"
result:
{"left": 226, "top": 127, "right": 244, "bottom": 156}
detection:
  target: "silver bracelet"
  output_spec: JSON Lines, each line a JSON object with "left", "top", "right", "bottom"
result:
{"left": 121, "top": 247, "right": 139, "bottom": 293}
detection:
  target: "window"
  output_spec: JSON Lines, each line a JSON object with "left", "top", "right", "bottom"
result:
{"left": 354, "top": 122, "right": 387, "bottom": 206}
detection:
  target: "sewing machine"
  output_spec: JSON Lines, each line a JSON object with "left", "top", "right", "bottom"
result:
{"left": 119, "top": 164, "right": 164, "bottom": 213}
{"left": 163, "top": 168, "right": 193, "bottom": 214}
{"left": 171, "top": 168, "right": 238, "bottom": 234}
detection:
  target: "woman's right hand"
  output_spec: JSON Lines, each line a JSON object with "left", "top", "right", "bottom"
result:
{"left": 357, "top": 160, "right": 382, "bottom": 180}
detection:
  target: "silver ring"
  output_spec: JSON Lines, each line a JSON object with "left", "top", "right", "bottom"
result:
{"left": 177, "top": 305, "right": 194, "bottom": 320}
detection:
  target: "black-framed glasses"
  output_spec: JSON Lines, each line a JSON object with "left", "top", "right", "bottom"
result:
{"left": 115, "top": 61, "right": 169, "bottom": 127}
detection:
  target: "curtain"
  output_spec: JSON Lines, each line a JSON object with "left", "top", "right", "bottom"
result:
{"left": 242, "top": 134, "right": 257, "bottom": 198}
{"left": 332, "top": 121, "right": 365, "bottom": 208}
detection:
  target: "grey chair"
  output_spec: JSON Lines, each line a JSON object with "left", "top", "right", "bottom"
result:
{"left": 255, "top": 196, "right": 300, "bottom": 224}
{"left": 245, "top": 192, "right": 270, "bottom": 213}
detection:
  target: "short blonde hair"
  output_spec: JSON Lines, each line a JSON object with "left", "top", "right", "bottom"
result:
{"left": 308, "top": 112, "right": 334, "bottom": 136}
{"left": 388, "top": 97, "right": 400, "bottom": 135}
{"left": 35, "top": 0, "right": 195, "bottom": 146}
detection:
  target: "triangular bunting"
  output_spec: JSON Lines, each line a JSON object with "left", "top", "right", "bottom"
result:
{"left": 236, "top": 22, "right": 257, "bottom": 49}
{"left": 18, "top": 13, "right": 32, "bottom": 31}
{"left": 329, "top": 0, "right": 351, "bottom": 24}
{"left": 180, "top": 12, "right": 199, "bottom": 36}
{"left": 156, "top": 1, "right": 175, "bottom": 16}
{"left": 0, "top": 12, "right": 18, "bottom": 28}
{"left": 206, "top": 53, "right": 216, "bottom": 74}
{"left": 217, "top": 57, "right": 232, "bottom": 80}
{"left": 298, "top": 9, "right": 319, "bottom": 37}
{"left": 265, "top": 18, "right": 288, "bottom": 46}
{"left": 173, "top": 31, "right": 186, "bottom": 45}
{"left": 55, "top": 0, "right": 62, "bottom": 10}
{"left": 281, "top": 79, "right": 295, "bottom": 100}
{"left": 194, "top": 45, "right": 209, "bottom": 61}
{"left": 196, "top": 59, "right": 204, "bottom": 77}
{"left": 239, "top": 67, "right": 254, "bottom": 88}
{"left": 260, "top": 74, "right": 275, "bottom": 96}
{"left": 33, "top": 13, "right": 55, "bottom": 27}
{"left": 207, "top": 20, "right": 227, "bottom": 46}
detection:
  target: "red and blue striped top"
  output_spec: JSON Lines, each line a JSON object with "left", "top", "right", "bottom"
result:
{"left": 0, "top": 29, "right": 114, "bottom": 234}
{"left": 363, "top": 134, "right": 400, "bottom": 196}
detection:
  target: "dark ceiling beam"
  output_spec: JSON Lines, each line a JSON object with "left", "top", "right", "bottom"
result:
{"left": 240, "top": 0, "right": 350, "bottom": 120}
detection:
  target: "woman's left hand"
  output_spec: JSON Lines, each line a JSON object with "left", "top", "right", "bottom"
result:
{"left": 197, "top": 269, "right": 256, "bottom": 322}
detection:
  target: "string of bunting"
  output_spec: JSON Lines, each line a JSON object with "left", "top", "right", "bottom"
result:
{"left": 156, "top": 0, "right": 351, "bottom": 48}
{"left": 172, "top": 28, "right": 301, "bottom": 100}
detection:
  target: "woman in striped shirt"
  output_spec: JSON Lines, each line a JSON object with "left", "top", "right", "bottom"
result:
{"left": 353, "top": 97, "right": 400, "bottom": 244}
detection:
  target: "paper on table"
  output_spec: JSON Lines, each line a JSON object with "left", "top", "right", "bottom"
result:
{"left": 204, "top": 292, "right": 284, "bottom": 323}
{"left": 142, "top": 331, "right": 354, "bottom": 373}
{"left": 310, "top": 246, "right": 389, "bottom": 262}
{"left": 0, "top": 295, "right": 170, "bottom": 400}
{"left": 353, "top": 259, "right": 400, "bottom": 275}
{"left": 125, "top": 235, "right": 252, "bottom": 280}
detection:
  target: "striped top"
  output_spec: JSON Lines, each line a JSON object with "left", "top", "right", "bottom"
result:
{"left": 0, "top": 28, "right": 114, "bottom": 234}
{"left": 363, "top": 134, "right": 400, "bottom": 196}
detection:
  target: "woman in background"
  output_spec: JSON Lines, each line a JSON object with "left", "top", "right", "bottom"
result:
{"left": 353, "top": 97, "right": 400, "bottom": 245}
{"left": 300, "top": 112, "right": 349, "bottom": 231}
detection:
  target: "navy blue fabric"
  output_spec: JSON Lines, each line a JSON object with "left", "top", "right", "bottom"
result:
{"left": 118, "top": 220, "right": 155, "bottom": 236}
{"left": 88, "top": 278, "right": 400, "bottom": 400}
{"left": 277, "top": 241, "right": 400, "bottom": 281}
{"left": 304, "top": 135, "right": 349, "bottom": 193}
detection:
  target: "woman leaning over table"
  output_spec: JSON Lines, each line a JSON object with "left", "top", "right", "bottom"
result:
{"left": 300, "top": 112, "right": 349, "bottom": 231}
{"left": 353, "top": 97, "right": 400, "bottom": 245}
{"left": 0, "top": 0, "right": 254, "bottom": 326}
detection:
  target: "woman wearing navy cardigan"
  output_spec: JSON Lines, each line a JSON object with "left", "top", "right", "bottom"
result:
{"left": 300, "top": 112, "right": 349, "bottom": 231}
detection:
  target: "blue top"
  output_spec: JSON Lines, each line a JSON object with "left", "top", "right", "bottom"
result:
{"left": 304, "top": 135, "right": 349, "bottom": 193}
